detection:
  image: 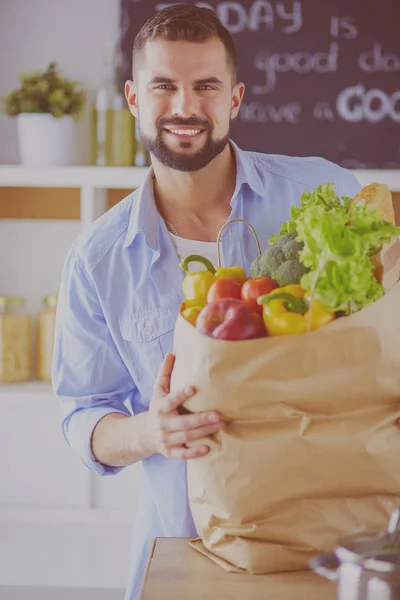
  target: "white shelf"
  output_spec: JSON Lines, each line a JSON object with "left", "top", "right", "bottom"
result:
{"left": 0, "top": 164, "right": 149, "bottom": 189}
{"left": 353, "top": 169, "right": 400, "bottom": 191}
{"left": 0, "top": 165, "right": 399, "bottom": 191}
{"left": 0, "top": 505, "right": 134, "bottom": 525}
{"left": 0, "top": 380, "right": 55, "bottom": 402}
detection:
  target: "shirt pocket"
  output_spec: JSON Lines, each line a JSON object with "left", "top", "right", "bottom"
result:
{"left": 118, "top": 306, "right": 176, "bottom": 384}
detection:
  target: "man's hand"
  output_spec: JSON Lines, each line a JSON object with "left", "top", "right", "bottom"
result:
{"left": 145, "top": 353, "right": 223, "bottom": 460}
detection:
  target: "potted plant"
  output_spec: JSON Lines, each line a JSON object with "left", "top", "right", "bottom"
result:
{"left": 1, "top": 62, "right": 86, "bottom": 166}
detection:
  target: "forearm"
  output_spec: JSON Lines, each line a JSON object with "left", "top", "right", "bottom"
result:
{"left": 91, "top": 412, "right": 154, "bottom": 467}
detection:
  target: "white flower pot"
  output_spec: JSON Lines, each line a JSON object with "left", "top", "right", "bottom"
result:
{"left": 16, "top": 113, "right": 75, "bottom": 166}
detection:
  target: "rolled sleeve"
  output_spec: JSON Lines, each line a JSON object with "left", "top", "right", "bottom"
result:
{"left": 63, "top": 403, "right": 128, "bottom": 475}
{"left": 52, "top": 246, "right": 135, "bottom": 476}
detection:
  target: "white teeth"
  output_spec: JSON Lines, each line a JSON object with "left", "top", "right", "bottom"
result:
{"left": 168, "top": 129, "right": 201, "bottom": 136}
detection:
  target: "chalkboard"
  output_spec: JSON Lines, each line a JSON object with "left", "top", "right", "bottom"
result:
{"left": 119, "top": 1, "right": 400, "bottom": 169}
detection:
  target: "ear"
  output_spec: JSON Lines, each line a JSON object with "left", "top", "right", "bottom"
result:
{"left": 125, "top": 80, "right": 138, "bottom": 118}
{"left": 231, "top": 82, "right": 245, "bottom": 120}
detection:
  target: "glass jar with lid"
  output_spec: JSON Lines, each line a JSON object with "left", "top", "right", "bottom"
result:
{"left": 0, "top": 296, "right": 32, "bottom": 383}
{"left": 37, "top": 295, "right": 57, "bottom": 382}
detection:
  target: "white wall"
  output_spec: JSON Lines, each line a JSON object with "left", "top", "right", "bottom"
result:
{"left": 0, "top": 0, "right": 121, "bottom": 165}
{"left": 0, "top": 3, "right": 139, "bottom": 590}
{"left": 0, "top": 0, "right": 122, "bottom": 315}
{"left": 0, "top": 219, "right": 81, "bottom": 316}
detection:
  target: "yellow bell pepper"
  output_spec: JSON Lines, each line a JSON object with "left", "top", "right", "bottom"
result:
{"left": 181, "top": 305, "right": 202, "bottom": 326}
{"left": 257, "top": 284, "right": 335, "bottom": 336}
{"left": 179, "top": 255, "right": 217, "bottom": 308}
{"left": 215, "top": 265, "right": 247, "bottom": 285}
{"left": 179, "top": 255, "right": 248, "bottom": 307}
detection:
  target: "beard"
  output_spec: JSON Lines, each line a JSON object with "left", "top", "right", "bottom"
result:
{"left": 138, "top": 116, "right": 230, "bottom": 172}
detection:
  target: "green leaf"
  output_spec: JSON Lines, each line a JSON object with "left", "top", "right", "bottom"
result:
{"left": 0, "top": 62, "right": 86, "bottom": 118}
{"left": 295, "top": 198, "right": 400, "bottom": 313}
{"left": 268, "top": 182, "right": 342, "bottom": 244}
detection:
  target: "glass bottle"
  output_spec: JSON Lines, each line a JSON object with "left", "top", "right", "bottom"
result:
{"left": 134, "top": 119, "right": 151, "bottom": 167}
{"left": 37, "top": 295, "right": 57, "bottom": 382}
{"left": 92, "top": 41, "right": 115, "bottom": 166}
{"left": 91, "top": 41, "right": 135, "bottom": 166}
{"left": 111, "top": 92, "right": 135, "bottom": 166}
{"left": 0, "top": 296, "right": 32, "bottom": 383}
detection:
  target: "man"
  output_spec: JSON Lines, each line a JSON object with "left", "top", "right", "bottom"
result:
{"left": 52, "top": 4, "right": 361, "bottom": 599}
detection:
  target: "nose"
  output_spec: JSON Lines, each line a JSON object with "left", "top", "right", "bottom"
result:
{"left": 171, "top": 87, "right": 198, "bottom": 118}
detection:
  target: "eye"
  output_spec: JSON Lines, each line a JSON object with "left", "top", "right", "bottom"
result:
{"left": 197, "top": 85, "right": 216, "bottom": 91}
{"left": 155, "top": 84, "right": 175, "bottom": 90}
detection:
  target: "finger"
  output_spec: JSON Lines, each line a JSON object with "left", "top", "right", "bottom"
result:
{"left": 158, "top": 386, "right": 196, "bottom": 415}
{"left": 169, "top": 444, "right": 210, "bottom": 460}
{"left": 167, "top": 422, "right": 223, "bottom": 446}
{"left": 164, "top": 410, "right": 221, "bottom": 433}
{"left": 154, "top": 353, "right": 175, "bottom": 396}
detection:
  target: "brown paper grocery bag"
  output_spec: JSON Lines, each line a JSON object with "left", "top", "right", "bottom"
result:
{"left": 171, "top": 282, "right": 400, "bottom": 574}
{"left": 372, "top": 236, "right": 400, "bottom": 292}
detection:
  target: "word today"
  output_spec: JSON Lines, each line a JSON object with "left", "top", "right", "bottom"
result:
{"left": 156, "top": 1, "right": 303, "bottom": 34}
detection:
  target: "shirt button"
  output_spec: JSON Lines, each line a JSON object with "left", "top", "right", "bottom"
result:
{"left": 143, "top": 326, "right": 152, "bottom": 335}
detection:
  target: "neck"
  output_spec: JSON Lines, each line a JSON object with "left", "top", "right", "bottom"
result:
{"left": 152, "top": 143, "right": 236, "bottom": 241}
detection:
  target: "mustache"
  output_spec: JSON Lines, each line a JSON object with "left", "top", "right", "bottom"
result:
{"left": 157, "top": 117, "right": 212, "bottom": 131}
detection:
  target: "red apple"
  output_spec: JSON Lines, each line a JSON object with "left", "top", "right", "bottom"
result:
{"left": 196, "top": 299, "right": 266, "bottom": 340}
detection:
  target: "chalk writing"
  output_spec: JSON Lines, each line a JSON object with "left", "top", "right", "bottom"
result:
{"left": 358, "top": 44, "right": 400, "bottom": 72}
{"left": 239, "top": 101, "right": 302, "bottom": 123}
{"left": 253, "top": 43, "right": 338, "bottom": 95}
{"left": 313, "top": 101, "right": 335, "bottom": 121}
{"left": 155, "top": 1, "right": 303, "bottom": 34}
{"left": 336, "top": 85, "right": 400, "bottom": 123}
{"left": 330, "top": 16, "right": 358, "bottom": 39}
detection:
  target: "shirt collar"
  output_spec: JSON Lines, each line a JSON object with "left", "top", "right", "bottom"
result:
{"left": 230, "top": 140, "right": 266, "bottom": 200}
{"left": 123, "top": 141, "right": 265, "bottom": 250}
{"left": 123, "top": 167, "right": 160, "bottom": 250}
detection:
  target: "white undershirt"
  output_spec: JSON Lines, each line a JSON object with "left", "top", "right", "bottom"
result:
{"left": 169, "top": 233, "right": 220, "bottom": 272}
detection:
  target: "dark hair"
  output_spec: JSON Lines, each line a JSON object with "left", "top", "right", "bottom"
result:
{"left": 132, "top": 4, "right": 237, "bottom": 81}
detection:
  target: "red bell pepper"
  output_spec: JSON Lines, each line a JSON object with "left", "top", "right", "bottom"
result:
{"left": 241, "top": 277, "right": 278, "bottom": 314}
{"left": 207, "top": 278, "right": 242, "bottom": 303}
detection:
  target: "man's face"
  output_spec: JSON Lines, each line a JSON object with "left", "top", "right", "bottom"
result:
{"left": 125, "top": 38, "right": 244, "bottom": 172}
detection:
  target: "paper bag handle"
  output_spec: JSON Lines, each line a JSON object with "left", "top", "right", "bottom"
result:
{"left": 310, "top": 553, "right": 339, "bottom": 582}
{"left": 384, "top": 503, "right": 400, "bottom": 547}
{"left": 216, "top": 218, "right": 262, "bottom": 268}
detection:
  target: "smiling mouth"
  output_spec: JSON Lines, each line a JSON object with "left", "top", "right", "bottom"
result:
{"left": 164, "top": 127, "right": 205, "bottom": 138}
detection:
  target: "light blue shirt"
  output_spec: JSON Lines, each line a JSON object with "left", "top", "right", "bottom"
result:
{"left": 52, "top": 142, "right": 361, "bottom": 599}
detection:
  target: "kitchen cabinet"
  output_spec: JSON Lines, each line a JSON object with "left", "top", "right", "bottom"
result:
{"left": 0, "top": 382, "right": 142, "bottom": 511}
{"left": 0, "top": 165, "right": 148, "bottom": 225}
{"left": 0, "top": 587, "right": 122, "bottom": 600}
{"left": 0, "top": 165, "right": 148, "bottom": 525}
{"left": 139, "top": 538, "right": 336, "bottom": 600}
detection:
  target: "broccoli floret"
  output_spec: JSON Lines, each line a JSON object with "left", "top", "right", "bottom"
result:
{"left": 280, "top": 233, "right": 304, "bottom": 261}
{"left": 250, "top": 244, "right": 285, "bottom": 278}
{"left": 271, "top": 231, "right": 297, "bottom": 248}
{"left": 250, "top": 232, "right": 309, "bottom": 284}
{"left": 273, "top": 260, "right": 309, "bottom": 287}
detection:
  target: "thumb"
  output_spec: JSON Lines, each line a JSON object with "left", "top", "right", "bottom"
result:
{"left": 154, "top": 353, "right": 175, "bottom": 397}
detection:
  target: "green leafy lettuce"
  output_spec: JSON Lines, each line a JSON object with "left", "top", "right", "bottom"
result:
{"left": 269, "top": 183, "right": 345, "bottom": 244}
{"left": 270, "top": 183, "right": 400, "bottom": 314}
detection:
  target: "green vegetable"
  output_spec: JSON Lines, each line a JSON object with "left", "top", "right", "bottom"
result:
{"left": 269, "top": 183, "right": 345, "bottom": 244}
{"left": 1, "top": 62, "right": 86, "bottom": 119}
{"left": 277, "top": 232, "right": 304, "bottom": 260}
{"left": 251, "top": 245, "right": 284, "bottom": 278}
{"left": 250, "top": 232, "right": 308, "bottom": 286}
{"left": 292, "top": 186, "right": 400, "bottom": 314}
{"left": 272, "top": 260, "right": 309, "bottom": 288}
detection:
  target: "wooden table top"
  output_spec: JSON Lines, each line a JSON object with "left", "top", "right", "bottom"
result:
{"left": 140, "top": 538, "right": 336, "bottom": 599}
